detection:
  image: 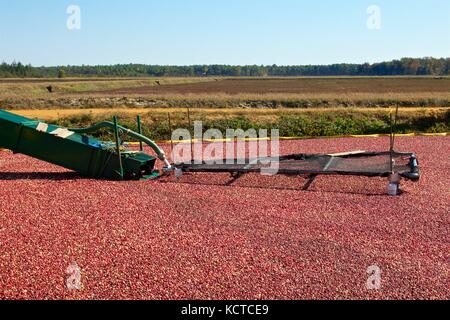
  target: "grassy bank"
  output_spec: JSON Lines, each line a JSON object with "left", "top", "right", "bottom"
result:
{"left": 45, "top": 108, "right": 450, "bottom": 141}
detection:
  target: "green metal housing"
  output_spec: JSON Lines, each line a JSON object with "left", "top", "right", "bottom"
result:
{"left": 0, "top": 109, "right": 161, "bottom": 180}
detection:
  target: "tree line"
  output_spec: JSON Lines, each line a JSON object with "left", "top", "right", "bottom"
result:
{"left": 1, "top": 57, "right": 449, "bottom": 78}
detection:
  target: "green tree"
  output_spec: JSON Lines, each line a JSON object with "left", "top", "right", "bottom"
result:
{"left": 58, "top": 69, "right": 66, "bottom": 78}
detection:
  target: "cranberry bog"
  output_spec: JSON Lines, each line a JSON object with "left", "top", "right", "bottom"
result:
{"left": 0, "top": 136, "right": 448, "bottom": 299}
{"left": 92, "top": 77, "right": 450, "bottom": 95}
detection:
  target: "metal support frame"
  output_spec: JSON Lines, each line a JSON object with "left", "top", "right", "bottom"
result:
{"left": 389, "top": 104, "right": 400, "bottom": 174}
{"left": 136, "top": 115, "right": 143, "bottom": 152}
{"left": 226, "top": 172, "right": 244, "bottom": 186}
{"left": 113, "top": 116, "right": 124, "bottom": 180}
{"left": 167, "top": 113, "right": 174, "bottom": 160}
{"left": 302, "top": 174, "right": 318, "bottom": 190}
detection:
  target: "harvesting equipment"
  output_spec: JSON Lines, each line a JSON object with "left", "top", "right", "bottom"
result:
{"left": 175, "top": 150, "right": 420, "bottom": 192}
{"left": 171, "top": 107, "right": 420, "bottom": 195}
{"left": 0, "top": 108, "right": 420, "bottom": 194}
{"left": 0, "top": 109, "right": 171, "bottom": 180}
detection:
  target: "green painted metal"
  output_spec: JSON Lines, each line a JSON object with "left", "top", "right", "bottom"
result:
{"left": 0, "top": 109, "right": 165, "bottom": 180}
{"left": 69, "top": 121, "right": 167, "bottom": 162}
{"left": 112, "top": 116, "right": 124, "bottom": 180}
{"left": 137, "top": 115, "right": 144, "bottom": 152}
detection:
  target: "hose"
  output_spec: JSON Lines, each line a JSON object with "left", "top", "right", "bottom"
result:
{"left": 70, "top": 121, "right": 172, "bottom": 168}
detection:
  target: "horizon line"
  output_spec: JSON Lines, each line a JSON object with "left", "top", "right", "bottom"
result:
{"left": 3, "top": 56, "right": 449, "bottom": 68}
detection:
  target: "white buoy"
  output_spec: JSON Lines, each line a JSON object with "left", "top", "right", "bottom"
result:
{"left": 387, "top": 182, "right": 398, "bottom": 196}
{"left": 388, "top": 173, "right": 401, "bottom": 196}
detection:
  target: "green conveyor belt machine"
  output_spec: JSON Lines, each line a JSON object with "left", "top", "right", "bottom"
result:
{"left": 0, "top": 109, "right": 171, "bottom": 180}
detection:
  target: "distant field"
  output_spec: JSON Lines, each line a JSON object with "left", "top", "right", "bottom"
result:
{"left": 1, "top": 76, "right": 449, "bottom": 110}
{"left": 90, "top": 77, "right": 450, "bottom": 95}
{"left": 0, "top": 77, "right": 211, "bottom": 98}
{"left": 1, "top": 76, "right": 449, "bottom": 97}
{"left": 1, "top": 77, "right": 449, "bottom": 138}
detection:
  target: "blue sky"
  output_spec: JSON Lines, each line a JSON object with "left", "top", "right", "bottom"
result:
{"left": 0, "top": 0, "right": 448, "bottom": 66}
